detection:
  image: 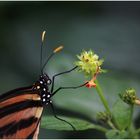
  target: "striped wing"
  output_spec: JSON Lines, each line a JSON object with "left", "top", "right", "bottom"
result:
{"left": 0, "top": 86, "right": 43, "bottom": 139}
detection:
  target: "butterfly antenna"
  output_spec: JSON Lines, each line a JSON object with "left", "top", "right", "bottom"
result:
{"left": 40, "top": 31, "right": 46, "bottom": 74}
{"left": 50, "top": 103, "right": 76, "bottom": 131}
{"left": 41, "top": 46, "right": 63, "bottom": 73}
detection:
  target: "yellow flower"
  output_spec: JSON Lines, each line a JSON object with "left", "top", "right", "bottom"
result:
{"left": 75, "top": 50, "right": 104, "bottom": 77}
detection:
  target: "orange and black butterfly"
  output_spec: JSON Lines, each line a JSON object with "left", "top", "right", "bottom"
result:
{"left": 0, "top": 31, "right": 87, "bottom": 139}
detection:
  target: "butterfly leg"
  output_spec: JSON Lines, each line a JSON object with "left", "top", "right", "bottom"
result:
{"left": 51, "top": 82, "right": 87, "bottom": 96}
{"left": 49, "top": 102, "right": 76, "bottom": 130}
{"left": 51, "top": 66, "right": 78, "bottom": 93}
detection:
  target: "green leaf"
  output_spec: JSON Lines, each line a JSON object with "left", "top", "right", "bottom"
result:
{"left": 112, "top": 98, "right": 133, "bottom": 130}
{"left": 41, "top": 115, "right": 107, "bottom": 132}
{"left": 106, "top": 130, "right": 129, "bottom": 139}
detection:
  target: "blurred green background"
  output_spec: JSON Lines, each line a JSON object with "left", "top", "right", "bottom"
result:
{"left": 0, "top": 1, "right": 140, "bottom": 138}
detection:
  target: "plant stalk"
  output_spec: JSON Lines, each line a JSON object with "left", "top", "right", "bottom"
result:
{"left": 93, "top": 124, "right": 108, "bottom": 133}
{"left": 95, "top": 79, "right": 111, "bottom": 114}
{"left": 107, "top": 120, "right": 116, "bottom": 129}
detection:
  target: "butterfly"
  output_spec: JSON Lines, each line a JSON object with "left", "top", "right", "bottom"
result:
{"left": 0, "top": 31, "right": 87, "bottom": 139}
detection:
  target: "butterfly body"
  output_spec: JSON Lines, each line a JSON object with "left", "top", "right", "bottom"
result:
{"left": 34, "top": 74, "right": 52, "bottom": 106}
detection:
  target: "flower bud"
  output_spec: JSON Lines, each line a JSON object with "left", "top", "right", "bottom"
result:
{"left": 119, "top": 88, "right": 136, "bottom": 105}
{"left": 97, "top": 111, "right": 111, "bottom": 123}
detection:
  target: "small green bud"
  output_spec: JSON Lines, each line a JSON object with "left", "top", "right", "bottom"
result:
{"left": 119, "top": 88, "right": 136, "bottom": 105}
{"left": 97, "top": 111, "right": 111, "bottom": 123}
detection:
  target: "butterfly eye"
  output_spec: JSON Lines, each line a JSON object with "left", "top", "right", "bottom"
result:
{"left": 47, "top": 79, "right": 51, "bottom": 85}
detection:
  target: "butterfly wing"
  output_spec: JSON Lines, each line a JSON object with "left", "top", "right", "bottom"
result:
{"left": 0, "top": 86, "right": 43, "bottom": 139}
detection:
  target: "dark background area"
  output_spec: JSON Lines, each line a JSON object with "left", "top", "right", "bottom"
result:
{"left": 0, "top": 1, "right": 140, "bottom": 138}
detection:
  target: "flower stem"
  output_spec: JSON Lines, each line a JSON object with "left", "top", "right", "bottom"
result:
{"left": 107, "top": 120, "right": 116, "bottom": 129}
{"left": 93, "top": 124, "right": 108, "bottom": 133}
{"left": 95, "top": 79, "right": 111, "bottom": 114}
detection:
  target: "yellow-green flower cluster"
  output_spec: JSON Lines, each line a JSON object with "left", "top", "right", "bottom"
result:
{"left": 75, "top": 50, "right": 104, "bottom": 76}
